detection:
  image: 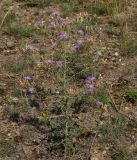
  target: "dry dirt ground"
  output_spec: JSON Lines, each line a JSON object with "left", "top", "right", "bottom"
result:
{"left": 0, "top": 0, "right": 137, "bottom": 160}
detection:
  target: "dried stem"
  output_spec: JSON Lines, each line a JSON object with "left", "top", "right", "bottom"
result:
{"left": 0, "top": 6, "right": 13, "bottom": 30}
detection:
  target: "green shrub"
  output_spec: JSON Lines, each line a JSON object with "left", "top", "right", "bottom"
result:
{"left": 125, "top": 89, "right": 137, "bottom": 103}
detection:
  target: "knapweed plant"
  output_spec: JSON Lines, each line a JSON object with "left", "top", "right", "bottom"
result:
{"left": 1, "top": 0, "right": 137, "bottom": 159}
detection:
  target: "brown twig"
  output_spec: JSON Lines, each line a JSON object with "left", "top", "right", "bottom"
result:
{"left": 12, "top": 125, "right": 29, "bottom": 160}
{"left": 20, "top": 140, "right": 29, "bottom": 160}
{"left": 88, "top": 108, "right": 103, "bottom": 160}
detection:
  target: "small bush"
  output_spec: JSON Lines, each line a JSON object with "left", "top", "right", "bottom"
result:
{"left": 25, "top": 0, "right": 51, "bottom": 7}
{"left": 125, "top": 89, "right": 137, "bottom": 103}
{"left": 10, "top": 112, "right": 20, "bottom": 122}
{"left": 7, "top": 24, "right": 39, "bottom": 37}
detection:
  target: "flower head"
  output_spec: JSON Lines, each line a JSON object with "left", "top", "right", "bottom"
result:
{"left": 84, "top": 34, "right": 91, "bottom": 40}
{"left": 86, "top": 84, "right": 94, "bottom": 94}
{"left": 77, "top": 29, "right": 84, "bottom": 34}
{"left": 85, "top": 76, "right": 96, "bottom": 94}
{"left": 86, "top": 83, "right": 94, "bottom": 89}
{"left": 45, "top": 59, "right": 52, "bottom": 65}
{"left": 26, "top": 45, "right": 36, "bottom": 53}
{"left": 85, "top": 76, "right": 96, "bottom": 84}
{"left": 77, "top": 38, "right": 84, "bottom": 44}
{"left": 96, "top": 101, "right": 103, "bottom": 107}
{"left": 56, "top": 60, "right": 64, "bottom": 68}
{"left": 48, "top": 21, "right": 56, "bottom": 28}
{"left": 51, "top": 11, "right": 61, "bottom": 17}
{"left": 58, "top": 18, "right": 72, "bottom": 25}
{"left": 28, "top": 87, "right": 35, "bottom": 94}
{"left": 24, "top": 76, "right": 32, "bottom": 81}
{"left": 72, "top": 45, "right": 81, "bottom": 52}
{"left": 35, "top": 21, "right": 44, "bottom": 28}
{"left": 60, "top": 31, "right": 69, "bottom": 39}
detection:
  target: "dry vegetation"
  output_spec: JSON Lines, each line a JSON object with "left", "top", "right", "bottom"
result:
{"left": 0, "top": 0, "right": 137, "bottom": 159}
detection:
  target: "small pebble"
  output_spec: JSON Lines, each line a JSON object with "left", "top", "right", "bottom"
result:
{"left": 114, "top": 52, "right": 119, "bottom": 56}
{"left": 7, "top": 41, "right": 15, "bottom": 48}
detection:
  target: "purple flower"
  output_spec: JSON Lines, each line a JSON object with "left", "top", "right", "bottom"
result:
{"left": 73, "top": 45, "right": 81, "bottom": 52}
{"left": 60, "top": 31, "right": 69, "bottom": 39}
{"left": 48, "top": 22, "right": 56, "bottom": 28}
{"left": 87, "top": 76, "right": 96, "bottom": 81}
{"left": 51, "top": 11, "right": 61, "bottom": 17}
{"left": 56, "top": 60, "right": 64, "bottom": 68}
{"left": 96, "top": 101, "right": 103, "bottom": 106}
{"left": 48, "top": 18, "right": 73, "bottom": 28}
{"left": 85, "top": 76, "right": 96, "bottom": 94}
{"left": 35, "top": 21, "right": 43, "bottom": 28}
{"left": 58, "top": 18, "right": 66, "bottom": 24}
{"left": 77, "top": 38, "right": 84, "bottom": 44}
{"left": 45, "top": 59, "right": 52, "bottom": 65}
{"left": 26, "top": 45, "right": 36, "bottom": 53}
{"left": 24, "top": 76, "right": 32, "bottom": 81}
{"left": 77, "top": 29, "right": 84, "bottom": 34}
{"left": 28, "top": 87, "right": 35, "bottom": 94}
{"left": 58, "top": 18, "right": 72, "bottom": 25}
{"left": 86, "top": 76, "right": 96, "bottom": 84}
{"left": 86, "top": 84, "right": 94, "bottom": 94}
{"left": 84, "top": 34, "right": 91, "bottom": 40}
{"left": 86, "top": 83, "right": 94, "bottom": 89}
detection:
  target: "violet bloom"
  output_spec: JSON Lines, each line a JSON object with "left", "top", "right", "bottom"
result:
{"left": 51, "top": 11, "right": 61, "bottom": 17}
{"left": 84, "top": 34, "right": 91, "bottom": 40}
{"left": 73, "top": 45, "right": 81, "bottom": 52}
{"left": 77, "top": 38, "right": 84, "bottom": 44}
{"left": 51, "top": 21, "right": 57, "bottom": 26}
{"left": 58, "top": 18, "right": 71, "bottom": 25}
{"left": 26, "top": 45, "right": 36, "bottom": 53}
{"left": 48, "top": 18, "right": 71, "bottom": 28}
{"left": 96, "top": 101, "right": 103, "bottom": 107}
{"left": 56, "top": 60, "right": 64, "bottom": 68}
{"left": 77, "top": 29, "right": 84, "bottom": 34}
{"left": 45, "top": 59, "right": 52, "bottom": 65}
{"left": 86, "top": 83, "right": 94, "bottom": 89}
{"left": 86, "top": 76, "right": 96, "bottom": 84}
{"left": 86, "top": 84, "right": 94, "bottom": 94}
{"left": 24, "top": 76, "right": 32, "bottom": 81}
{"left": 35, "top": 21, "right": 43, "bottom": 28}
{"left": 28, "top": 87, "right": 35, "bottom": 94}
{"left": 60, "top": 31, "right": 69, "bottom": 39}
{"left": 58, "top": 18, "right": 66, "bottom": 25}
{"left": 48, "top": 22, "right": 56, "bottom": 28}
{"left": 85, "top": 76, "right": 96, "bottom": 94}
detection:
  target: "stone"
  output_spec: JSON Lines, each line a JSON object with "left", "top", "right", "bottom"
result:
{"left": 7, "top": 41, "right": 15, "bottom": 48}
